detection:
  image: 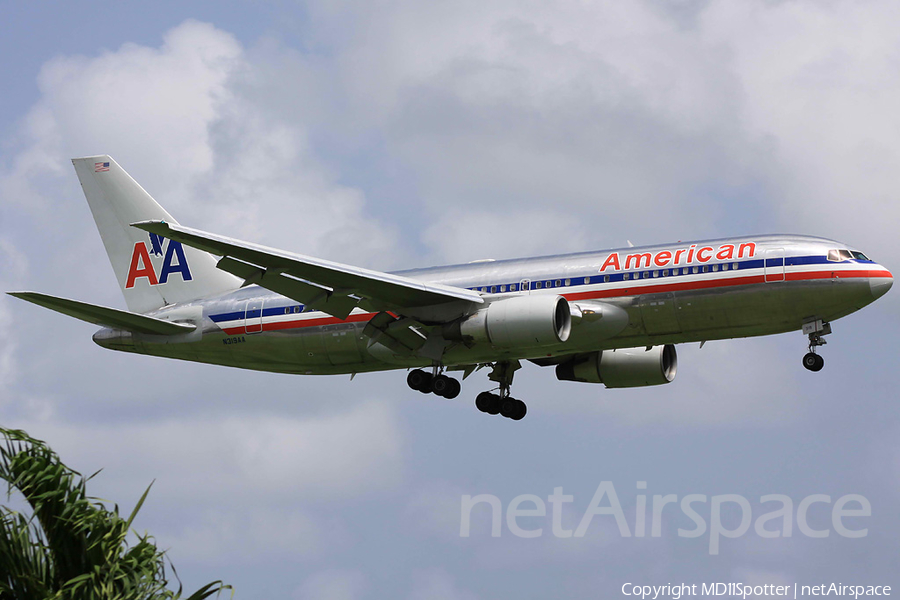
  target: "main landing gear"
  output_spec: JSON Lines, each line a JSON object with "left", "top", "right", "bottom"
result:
{"left": 407, "top": 368, "right": 461, "bottom": 399}
{"left": 474, "top": 361, "right": 527, "bottom": 421}
{"left": 406, "top": 360, "right": 529, "bottom": 420}
{"left": 802, "top": 319, "right": 831, "bottom": 372}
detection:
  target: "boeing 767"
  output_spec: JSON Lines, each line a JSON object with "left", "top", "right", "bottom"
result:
{"left": 8, "top": 156, "right": 893, "bottom": 420}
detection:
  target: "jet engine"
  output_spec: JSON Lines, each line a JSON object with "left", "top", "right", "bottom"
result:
{"left": 556, "top": 345, "right": 677, "bottom": 388}
{"left": 450, "top": 295, "right": 572, "bottom": 348}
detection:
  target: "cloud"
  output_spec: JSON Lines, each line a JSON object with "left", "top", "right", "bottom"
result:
{"left": 294, "top": 569, "right": 367, "bottom": 600}
{"left": 0, "top": 19, "right": 400, "bottom": 275}
{"left": 15, "top": 401, "right": 406, "bottom": 504}
{"left": 408, "top": 568, "right": 478, "bottom": 600}
{"left": 2, "top": 4, "right": 899, "bottom": 597}
{"left": 699, "top": 1, "right": 900, "bottom": 258}
{"left": 0, "top": 237, "right": 30, "bottom": 405}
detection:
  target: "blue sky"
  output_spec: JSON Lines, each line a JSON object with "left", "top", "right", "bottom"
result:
{"left": 1, "top": 1, "right": 899, "bottom": 598}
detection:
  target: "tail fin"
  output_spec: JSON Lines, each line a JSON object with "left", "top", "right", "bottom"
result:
{"left": 72, "top": 155, "right": 240, "bottom": 313}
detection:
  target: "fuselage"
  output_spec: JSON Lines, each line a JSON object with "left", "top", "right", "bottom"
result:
{"left": 91, "top": 234, "right": 892, "bottom": 376}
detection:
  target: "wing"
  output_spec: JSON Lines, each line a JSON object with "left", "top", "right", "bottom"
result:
{"left": 8, "top": 292, "right": 196, "bottom": 335}
{"left": 131, "top": 220, "right": 483, "bottom": 320}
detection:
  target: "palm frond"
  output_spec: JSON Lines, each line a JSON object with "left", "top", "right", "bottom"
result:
{"left": 0, "top": 427, "right": 232, "bottom": 600}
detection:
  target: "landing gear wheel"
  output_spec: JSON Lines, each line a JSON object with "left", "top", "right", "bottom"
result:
{"left": 510, "top": 399, "right": 527, "bottom": 421}
{"left": 500, "top": 397, "right": 527, "bottom": 420}
{"left": 803, "top": 352, "right": 824, "bottom": 372}
{"left": 432, "top": 375, "right": 460, "bottom": 398}
{"left": 475, "top": 392, "right": 501, "bottom": 415}
{"left": 406, "top": 369, "right": 433, "bottom": 393}
{"left": 444, "top": 377, "right": 461, "bottom": 399}
{"left": 475, "top": 392, "right": 494, "bottom": 413}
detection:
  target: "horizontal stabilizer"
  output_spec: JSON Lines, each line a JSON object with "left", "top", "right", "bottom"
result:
{"left": 7, "top": 292, "right": 197, "bottom": 335}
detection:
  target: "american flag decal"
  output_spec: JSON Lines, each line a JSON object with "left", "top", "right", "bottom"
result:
{"left": 94, "top": 162, "right": 110, "bottom": 172}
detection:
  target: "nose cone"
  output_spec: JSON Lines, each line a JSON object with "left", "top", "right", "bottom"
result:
{"left": 870, "top": 269, "right": 893, "bottom": 300}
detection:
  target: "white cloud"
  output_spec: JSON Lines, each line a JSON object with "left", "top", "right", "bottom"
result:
{"left": 699, "top": 1, "right": 900, "bottom": 259}
{"left": 408, "top": 568, "right": 478, "bottom": 600}
{"left": 2, "top": 4, "right": 899, "bottom": 596}
{"left": 0, "top": 238, "right": 29, "bottom": 404}
{"left": 294, "top": 569, "right": 367, "bottom": 600}
{"left": 15, "top": 401, "right": 405, "bottom": 504}
{"left": 0, "top": 18, "right": 400, "bottom": 277}
{"left": 421, "top": 208, "right": 592, "bottom": 263}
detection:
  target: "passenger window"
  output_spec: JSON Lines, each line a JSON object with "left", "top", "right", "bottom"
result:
{"left": 662, "top": 269, "right": 669, "bottom": 277}
{"left": 490, "top": 286, "right": 497, "bottom": 293}
{"left": 510, "top": 283, "right": 517, "bottom": 291}
{"left": 623, "top": 273, "right": 630, "bottom": 281}
{"left": 643, "top": 272, "right": 650, "bottom": 279}
{"left": 712, "top": 264, "right": 718, "bottom": 272}
{"left": 692, "top": 266, "right": 699, "bottom": 274}
{"left": 284, "top": 307, "right": 290, "bottom": 315}
{"left": 702, "top": 265, "right": 709, "bottom": 273}
{"left": 564, "top": 278, "right": 570, "bottom": 286}
{"left": 481, "top": 287, "right": 487, "bottom": 293}
{"left": 722, "top": 264, "right": 729, "bottom": 271}
{"left": 603, "top": 275, "right": 609, "bottom": 283}
{"left": 732, "top": 263, "right": 738, "bottom": 270}
{"left": 653, "top": 270, "right": 659, "bottom": 278}
{"left": 555, "top": 279, "right": 562, "bottom": 287}
{"left": 545, "top": 281, "right": 552, "bottom": 288}
{"left": 584, "top": 277, "right": 591, "bottom": 285}
{"left": 500, "top": 285, "right": 506, "bottom": 292}
{"left": 535, "top": 281, "right": 542, "bottom": 289}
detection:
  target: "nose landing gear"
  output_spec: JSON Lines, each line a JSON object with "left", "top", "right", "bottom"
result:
{"left": 802, "top": 319, "right": 831, "bottom": 372}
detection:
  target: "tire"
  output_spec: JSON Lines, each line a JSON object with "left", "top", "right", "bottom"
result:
{"left": 813, "top": 354, "right": 825, "bottom": 371}
{"left": 803, "top": 353, "right": 824, "bottom": 372}
{"left": 432, "top": 375, "right": 451, "bottom": 397}
{"left": 418, "top": 372, "right": 434, "bottom": 393}
{"left": 510, "top": 399, "right": 527, "bottom": 421}
{"left": 407, "top": 369, "right": 426, "bottom": 390}
{"left": 500, "top": 398, "right": 517, "bottom": 418}
{"left": 475, "top": 391, "right": 493, "bottom": 412}
{"left": 444, "top": 378, "right": 461, "bottom": 399}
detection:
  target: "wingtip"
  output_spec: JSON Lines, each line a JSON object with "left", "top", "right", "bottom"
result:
{"left": 130, "top": 219, "right": 168, "bottom": 232}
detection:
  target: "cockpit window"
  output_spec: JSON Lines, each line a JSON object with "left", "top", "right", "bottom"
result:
{"left": 828, "top": 249, "right": 858, "bottom": 261}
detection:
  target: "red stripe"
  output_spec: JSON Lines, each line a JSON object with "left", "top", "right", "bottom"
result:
{"left": 222, "top": 312, "right": 373, "bottom": 335}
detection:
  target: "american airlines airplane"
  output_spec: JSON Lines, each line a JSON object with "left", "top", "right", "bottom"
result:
{"left": 8, "top": 156, "right": 893, "bottom": 420}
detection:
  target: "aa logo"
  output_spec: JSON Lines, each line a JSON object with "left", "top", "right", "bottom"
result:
{"left": 125, "top": 233, "right": 193, "bottom": 289}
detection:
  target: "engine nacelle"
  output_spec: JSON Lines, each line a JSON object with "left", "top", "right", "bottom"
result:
{"left": 556, "top": 345, "right": 677, "bottom": 388}
{"left": 454, "top": 295, "right": 572, "bottom": 348}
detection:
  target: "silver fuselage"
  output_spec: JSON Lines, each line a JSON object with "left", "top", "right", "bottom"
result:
{"left": 92, "top": 234, "right": 893, "bottom": 375}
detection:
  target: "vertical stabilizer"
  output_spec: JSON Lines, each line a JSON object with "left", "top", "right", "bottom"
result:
{"left": 72, "top": 155, "right": 240, "bottom": 314}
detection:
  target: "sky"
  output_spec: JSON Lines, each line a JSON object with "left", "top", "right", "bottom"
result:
{"left": 1, "top": 1, "right": 899, "bottom": 598}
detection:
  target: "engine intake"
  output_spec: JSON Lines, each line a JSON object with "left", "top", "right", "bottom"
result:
{"left": 453, "top": 295, "right": 572, "bottom": 348}
{"left": 556, "top": 345, "right": 677, "bottom": 388}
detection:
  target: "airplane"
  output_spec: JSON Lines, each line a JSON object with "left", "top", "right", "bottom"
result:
{"left": 7, "top": 155, "right": 893, "bottom": 421}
